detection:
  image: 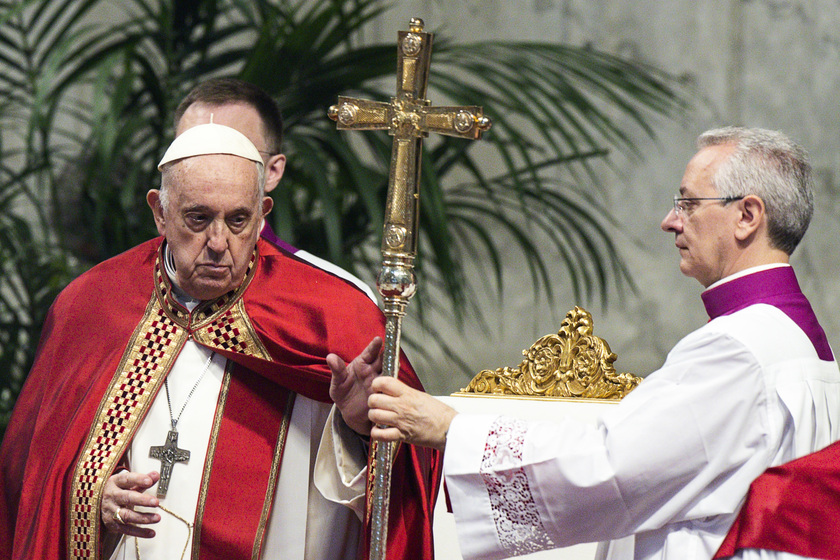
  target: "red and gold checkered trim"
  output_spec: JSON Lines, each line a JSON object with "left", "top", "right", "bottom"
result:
{"left": 192, "top": 300, "right": 271, "bottom": 360}
{"left": 68, "top": 298, "right": 187, "bottom": 558}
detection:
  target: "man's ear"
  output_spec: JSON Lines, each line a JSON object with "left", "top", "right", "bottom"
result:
{"left": 261, "top": 195, "right": 274, "bottom": 218}
{"left": 734, "top": 194, "right": 765, "bottom": 242}
{"left": 263, "top": 153, "right": 286, "bottom": 194}
{"left": 147, "top": 190, "right": 167, "bottom": 236}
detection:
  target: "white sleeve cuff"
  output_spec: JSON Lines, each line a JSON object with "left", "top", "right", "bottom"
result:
{"left": 313, "top": 406, "right": 368, "bottom": 519}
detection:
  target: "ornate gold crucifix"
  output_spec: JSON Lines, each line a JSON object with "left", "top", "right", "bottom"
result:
{"left": 328, "top": 17, "right": 491, "bottom": 560}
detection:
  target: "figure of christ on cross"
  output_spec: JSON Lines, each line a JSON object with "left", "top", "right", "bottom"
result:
{"left": 148, "top": 430, "right": 190, "bottom": 498}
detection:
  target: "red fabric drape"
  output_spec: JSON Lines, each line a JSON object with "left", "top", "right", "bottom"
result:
{"left": 715, "top": 440, "right": 840, "bottom": 560}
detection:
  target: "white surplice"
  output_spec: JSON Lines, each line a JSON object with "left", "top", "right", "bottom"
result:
{"left": 443, "top": 304, "right": 840, "bottom": 560}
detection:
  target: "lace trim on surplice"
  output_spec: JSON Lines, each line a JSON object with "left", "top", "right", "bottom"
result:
{"left": 480, "top": 416, "right": 555, "bottom": 556}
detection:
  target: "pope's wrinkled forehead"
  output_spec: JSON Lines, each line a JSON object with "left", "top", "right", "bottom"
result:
{"left": 157, "top": 122, "right": 263, "bottom": 170}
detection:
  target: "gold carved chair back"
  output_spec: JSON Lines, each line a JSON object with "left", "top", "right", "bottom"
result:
{"left": 457, "top": 306, "right": 641, "bottom": 400}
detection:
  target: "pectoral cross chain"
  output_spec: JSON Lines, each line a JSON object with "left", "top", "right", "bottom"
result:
{"left": 148, "top": 352, "right": 213, "bottom": 498}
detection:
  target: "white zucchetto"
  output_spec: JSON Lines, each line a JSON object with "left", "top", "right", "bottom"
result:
{"left": 157, "top": 122, "right": 263, "bottom": 170}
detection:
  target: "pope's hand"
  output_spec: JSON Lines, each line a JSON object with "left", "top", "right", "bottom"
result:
{"left": 327, "top": 337, "right": 384, "bottom": 436}
{"left": 368, "top": 376, "right": 457, "bottom": 451}
{"left": 101, "top": 470, "right": 161, "bottom": 537}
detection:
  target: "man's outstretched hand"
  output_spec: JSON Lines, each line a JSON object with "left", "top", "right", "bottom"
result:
{"left": 327, "top": 337, "right": 384, "bottom": 435}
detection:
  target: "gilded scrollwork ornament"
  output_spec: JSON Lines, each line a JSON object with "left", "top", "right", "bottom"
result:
{"left": 459, "top": 307, "right": 641, "bottom": 400}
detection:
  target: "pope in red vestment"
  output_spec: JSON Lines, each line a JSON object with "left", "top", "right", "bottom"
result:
{"left": 0, "top": 124, "right": 442, "bottom": 560}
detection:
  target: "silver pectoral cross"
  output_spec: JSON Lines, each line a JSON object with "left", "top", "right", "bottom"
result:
{"left": 149, "top": 429, "right": 190, "bottom": 498}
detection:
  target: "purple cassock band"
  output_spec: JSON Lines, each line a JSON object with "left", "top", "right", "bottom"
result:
{"left": 260, "top": 221, "right": 299, "bottom": 254}
{"left": 702, "top": 266, "right": 833, "bottom": 361}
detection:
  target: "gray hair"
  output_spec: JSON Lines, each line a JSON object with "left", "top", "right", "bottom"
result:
{"left": 698, "top": 126, "right": 814, "bottom": 255}
{"left": 158, "top": 157, "right": 265, "bottom": 211}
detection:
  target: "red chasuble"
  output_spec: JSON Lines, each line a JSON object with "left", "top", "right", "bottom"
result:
{"left": 715, "top": 440, "right": 840, "bottom": 560}
{"left": 0, "top": 237, "right": 441, "bottom": 560}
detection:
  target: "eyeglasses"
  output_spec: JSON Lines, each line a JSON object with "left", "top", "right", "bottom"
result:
{"left": 672, "top": 195, "right": 743, "bottom": 217}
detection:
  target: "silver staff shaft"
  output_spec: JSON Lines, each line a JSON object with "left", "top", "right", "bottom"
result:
{"left": 369, "top": 310, "right": 404, "bottom": 560}
{"left": 370, "top": 254, "right": 415, "bottom": 559}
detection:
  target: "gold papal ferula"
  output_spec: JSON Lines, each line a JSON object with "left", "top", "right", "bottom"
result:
{"left": 459, "top": 306, "right": 641, "bottom": 400}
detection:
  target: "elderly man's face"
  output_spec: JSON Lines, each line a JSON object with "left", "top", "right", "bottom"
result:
{"left": 149, "top": 154, "right": 271, "bottom": 300}
{"left": 660, "top": 143, "right": 741, "bottom": 288}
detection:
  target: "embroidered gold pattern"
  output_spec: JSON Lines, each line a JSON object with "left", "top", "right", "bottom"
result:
{"left": 191, "top": 300, "right": 271, "bottom": 361}
{"left": 69, "top": 299, "right": 185, "bottom": 558}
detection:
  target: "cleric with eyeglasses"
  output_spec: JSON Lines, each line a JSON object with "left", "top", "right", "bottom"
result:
{"left": 357, "top": 126, "right": 840, "bottom": 560}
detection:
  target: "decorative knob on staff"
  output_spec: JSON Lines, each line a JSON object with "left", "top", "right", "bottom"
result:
{"left": 328, "top": 17, "right": 491, "bottom": 560}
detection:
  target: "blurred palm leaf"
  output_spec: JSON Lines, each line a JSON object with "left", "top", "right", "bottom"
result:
{"left": 0, "top": 0, "right": 689, "bottom": 435}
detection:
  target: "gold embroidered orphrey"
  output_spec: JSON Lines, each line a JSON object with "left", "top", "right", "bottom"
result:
{"left": 68, "top": 244, "right": 272, "bottom": 559}
{"left": 328, "top": 17, "right": 491, "bottom": 560}
{"left": 459, "top": 307, "right": 641, "bottom": 400}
